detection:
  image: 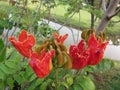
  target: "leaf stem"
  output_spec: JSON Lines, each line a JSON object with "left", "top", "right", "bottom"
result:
{"left": 55, "top": 67, "right": 58, "bottom": 90}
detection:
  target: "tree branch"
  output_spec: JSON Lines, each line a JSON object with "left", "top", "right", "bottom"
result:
{"left": 97, "top": 0, "right": 120, "bottom": 32}
{"left": 106, "top": 0, "right": 120, "bottom": 18}
{"left": 101, "top": 0, "right": 107, "bottom": 12}
{"left": 108, "top": 7, "right": 120, "bottom": 18}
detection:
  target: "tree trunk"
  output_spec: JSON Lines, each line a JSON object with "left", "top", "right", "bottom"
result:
{"left": 97, "top": 0, "right": 120, "bottom": 33}
{"left": 90, "top": 0, "right": 95, "bottom": 29}
{"left": 91, "top": 13, "right": 94, "bottom": 29}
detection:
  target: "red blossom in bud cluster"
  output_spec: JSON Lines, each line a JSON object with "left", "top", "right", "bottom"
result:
{"left": 9, "top": 30, "right": 35, "bottom": 58}
{"left": 87, "top": 34, "right": 109, "bottom": 65}
{"left": 29, "top": 49, "right": 55, "bottom": 78}
{"left": 53, "top": 32, "right": 68, "bottom": 44}
{"left": 69, "top": 34, "right": 109, "bottom": 69}
{"left": 70, "top": 40, "right": 89, "bottom": 69}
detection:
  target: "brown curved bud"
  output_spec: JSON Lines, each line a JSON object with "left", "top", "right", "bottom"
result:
{"left": 58, "top": 43, "right": 68, "bottom": 52}
{"left": 81, "top": 30, "right": 95, "bottom": 42}
{"left": 99, "top": 31, "right": 106, "bottom": 41}
{"left": 63, "top": 52, "right": 72, "bottom": 69}
{"left": 87, "top": 30, "right": 94, "bottom": 36}
{"left": 35, "top": 42, "right": 49, "bottom": 55}
{"left": 57, "top": 48, "right": 64, "bottom": 67}
{"left": 81, "top": 30, "right": 88, "bottom": 40}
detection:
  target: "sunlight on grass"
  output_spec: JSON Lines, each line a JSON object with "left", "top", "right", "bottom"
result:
{"left": 51, "top": 5, "right": 91, "bottom": 28}
{"left": 0, "top": 1, "right": 13, "bottom": 18}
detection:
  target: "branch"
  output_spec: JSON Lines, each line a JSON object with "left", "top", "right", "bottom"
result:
{"left": 108, "top": 7, "right": 120, "bottom": 18}
{"left": 97, "top": 0, "right": 120, "bottom": 32}
{"left": 107, "top": 0, "right": 120, "bottom": 19}
{"left": 101, "top": 0, "right": 107, "bottom": 12}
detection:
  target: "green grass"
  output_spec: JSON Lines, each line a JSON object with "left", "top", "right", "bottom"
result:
{"left": 0, "top": 1, "right": 15, "bottom": 18}
{"left": 51, "top": 5, "right": 91, "bottom": 29}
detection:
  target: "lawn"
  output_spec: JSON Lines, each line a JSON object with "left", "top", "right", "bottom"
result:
{"left": 51, "top": 5, "right": 91, "bottom": 29}
{"left": 0, "top": 1, "right": 16, "bottom": 18}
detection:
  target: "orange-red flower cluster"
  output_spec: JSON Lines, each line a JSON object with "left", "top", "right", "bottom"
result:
{"left": 9, "top": 30, "right": 109, "bottom": 78}
{"left": 69, "top": 40, "right": 89, "bottom": 69}
{"left": 53, "top": 32, "right": 68, "bottom": 44}
{"left": 29, "top": 50, "right": 55, "bottom": 78}
{"left": 69, "top": 34, "right": 109, "bottom": 69}
{"left": 9, "top": 30, "right": 55, "bottom": 78}
{"left": 87, "top": 34, "right": 109, "bottom": 65}
{"left": 9, "top": 30, "right": 35, "bottom": 58}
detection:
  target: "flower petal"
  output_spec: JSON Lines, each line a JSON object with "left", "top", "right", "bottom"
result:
{"left": 9, "top": 38, "right": 31, "bottom": 58}
{"left": 26, "top": 34, "right": 36, "bottom": 47}
{"left": 18, "top": 30, "right": 27, "bottom": 42}
{"left": 87, "top": 39, "right": 109, "bottom": 65}
{"left": 87, "top": 48, "right": 104, "bottom": 65}
{"left": 53, "top": 32, "right": 68, "bottom": 43}
{"left": 29, "top": 51, "right": 54, "bottom": 78}
{"left": 60, "top": 34, "right": 68, "bottom": 43}
{"left": 69, "top": 45, "right": 78, "bottom": 59}
{"left": 53, "top": 32, "right": 59, "bottom": 39}
{"left": 77, "top": 40, "right": 85, "bottom": 53}
{"left": 98, "top": 41, "right": 109, "bottom": 50}
{"left": 88, "top": 34, "right": 97, "bottom": 48}
{"left": 72, "top": 50, "right": 89, "bottom": 69}
{"left": 70, "top": 41, "right": 89, "bottom": 70}
{"left": 9, "top": 30, "right": 35, "bottom": 58}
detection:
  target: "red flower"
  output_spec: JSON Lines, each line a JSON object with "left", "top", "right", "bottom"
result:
{"left": 87, "top": 34, "right": 109, "bottom": 65}
{"left": 53, "top": 32, "right": 68, "bottom": 43}
{"left": 9, "top": 30, "right": 35, "bottom": 58}
{"left": 29, "top": 49, "right": 55, "bottom": 78}
{"left": 69, "top": 40, "right": 89, "bottom": 69}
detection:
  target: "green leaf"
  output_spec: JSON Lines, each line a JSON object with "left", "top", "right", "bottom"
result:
{"left": 29, "top": 73, "right": 37, "bottom": 82}
{"left": 0, "top": 28, "right": 4, "bottom": 35}
{"left": 0, "top": 69, "right": 5, "bottom": 80}
{"left": 108, "top": 80, "right": 120, "bottom": 90}
{"left": 58, "top": 85, "right": 65, "bottom": 90}
{"left": 61, "top": 82, "right": 69, "bottom": 89}
{"left": 0, "top": 39, "right": 6, "bottom": 62}
{"left": 0, "top": 81, "right": 5, "bottom": 90}
{"left": 69, "top": 86, "right": 74, "bottom": 90}
{"left": 0, "top": 63, "right": 15, "bottom": 74}
{"left": 95, "top": 59, "right": 115, "bottom": 71}
{"left": 5, "top": 61, "right": 19, "bottom": 71}
{"left": 73, "top": 84, "right": 83, "bottom": 90}
{"left": 39, "top": 82, "right": 48, "bottom": 90}
{"left": 78, "top": 76, "right": 95, "bottom": 90}
{"left": 27, "top": 78, "right": 37, "bottom": 90}
{"left": 35, "top": 78, "right": 44, "bottom": 87}
{"left": 14, "top": 74, "right": 24, "bottom": 85}
{"left": 0, "top": 18, "right": 4, "bottom": 35}
{"left": 24, "top": 65, "right": 34, "bottom": 80}
{"left": 66, "top": 75, "right": 73, "bottom": 86}
{"left": 8, "top": 51, "right": 22, "bottom": 62}
{"left": 7, "top": 77, "right": 14, "bottom": 89}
